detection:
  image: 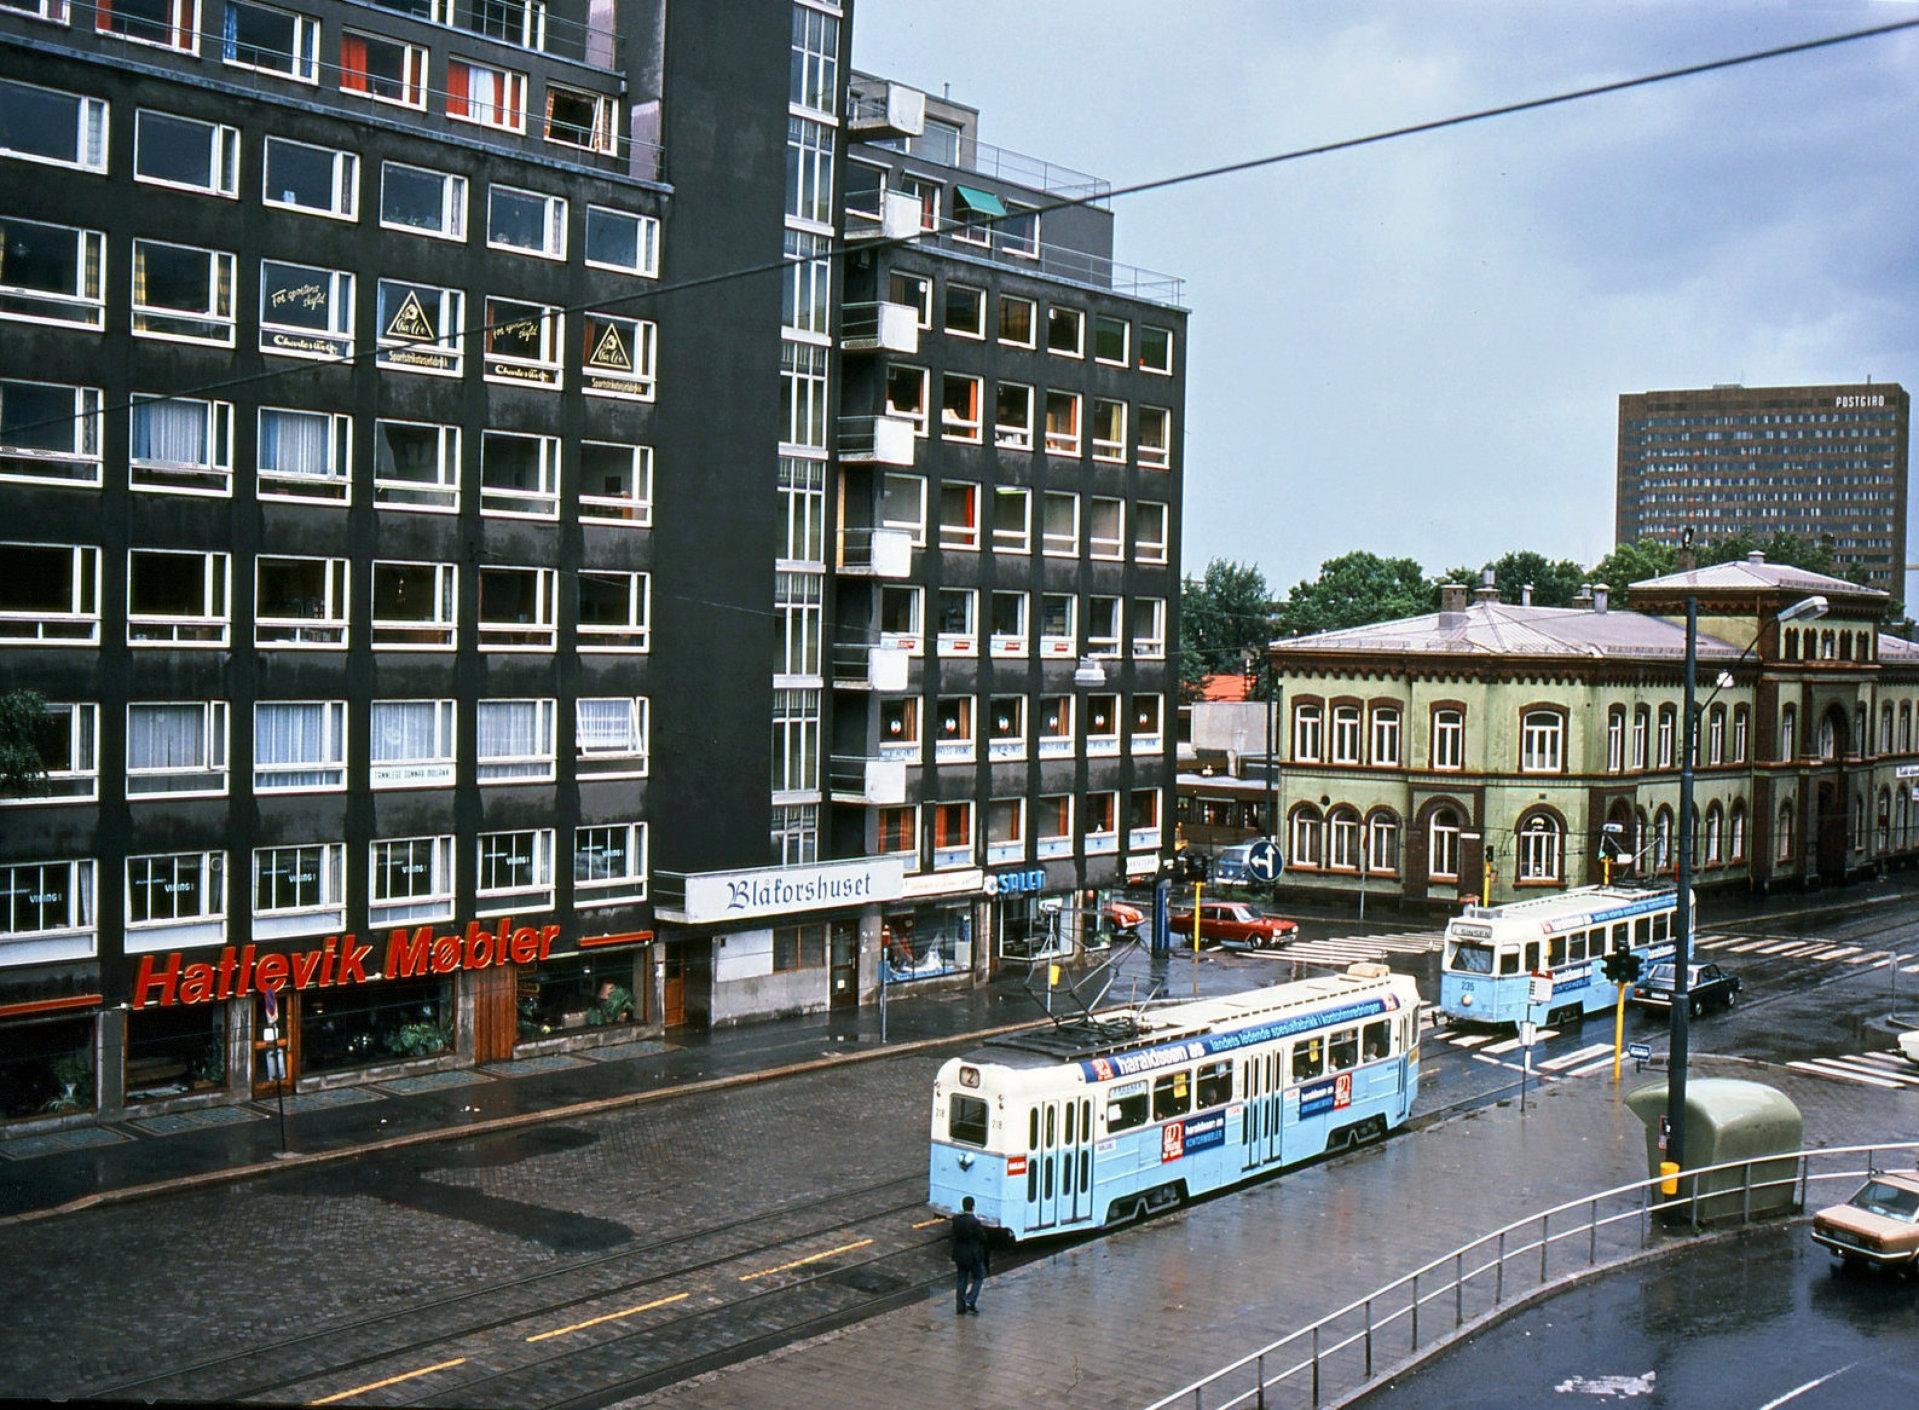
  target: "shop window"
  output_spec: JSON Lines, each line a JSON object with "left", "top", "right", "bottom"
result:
{"left": 0, "top": 702, "right": 98, "bottom": 805}
{"left": 340, "top": 31, "right": 428, "bottom": 109}
{"left": 377, "top": 279, "right": 463, "bottom": 375}
{"left": 254, "top": 556, "right": 348, "bottom": 647}
{"left": 370, "top": 699, "right": 456, "bottom": 789}
{"left": 372, "top": 560, "right": 457, "bottom": 649}
{"left": 251, "top": 842, "right": 345, "bottom": 938}
{"left": 127, "top": 701, "right": 227, "bottom": 796}
{"left": 881, "top": 906, "right": 973, "bottom": 982}
{"left": 476, "top": 697, "right": 557, "bottom": 782}
{"left": 125, "top": 850, "right": 225, "bottom": 946}
{"left": 374, "top": 420, "right": 459, "bottom": 511}
{"left": 222, "top": 1, "right": 321, "bottom": 82}
{"left": 381, "top": 161, "right": 465, "bottom": 239}
{"left": 0, "top": 79, "right": 108, "bottom": 174}
{"left": 581, "top": 314, "right": 657, "bottom": 401}
{"left": 483, "top": 297, "right": 563, "bottom": 387}
{"left": 262, "top": 135, "right": 358, "bottom": 219}
{"left": 575, "top": 822, "right": 647, "bottom": 906}
{"left": 0, "top": 1015, "right": 94, "bottom": 1121}
{"left": 124, "top": 1004, "right": 228, "bottom": 1105}
{"left": 517, "top": 953, "right": 641, "bottom": 1045}
{"left": 253, "top": 700, "right": 346, "bottom": 791}
{"left": 0, "top": 217, "right": 105, "bottom": 329}
{"left": 132, "top": 239, "right": 235, "bottom": 345}
{"left": 996, "top": 894, "right": 1065, "bottom": 961}
{"left": 585, "top": 206, "right": 659, "bottom": 276}
{"left": 773, "top": 923, "right": 827, "bottom": 971}
{"left": 1, "top": 858, "right": 96, "bottom": 963}
{"left": 369, "top": 834, "right": 454, "bottom": 925}
{"left": 546, "top": 84, "right": 618, "bottom": 154}
{"left": 127, "top": 548, "right": 230, "bottom": 646}
{"left": 577, "top": 697, "right": 648, "bottom": 778}
{"left": 477, "top": 565, "right": 558, "bottom": 650}
{"left": 301, "top": 976, "right": 452, "bottom": 1075}
{"left": 477, "top": 828, "right": 556, "bottom": 914}
{"left": 2, "top": 379, "right": 103, "bottom": 487}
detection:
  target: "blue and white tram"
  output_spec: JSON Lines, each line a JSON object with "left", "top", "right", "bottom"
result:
{"left": 1438, "top": 884, "right": 1684, "bottom": 1027}
{"left": 928, "top": 963, "right": 1422, "bottom": 1241}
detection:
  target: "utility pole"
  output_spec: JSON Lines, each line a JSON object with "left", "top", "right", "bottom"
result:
{"left": 1668, "top": 593, "right": 1698, "bottom": 1173}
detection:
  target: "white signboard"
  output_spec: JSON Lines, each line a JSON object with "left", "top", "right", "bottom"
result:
{"left": 1897, "top": 763, "right": 1919, "bottom": 779}
{"left": 679, "top": 858, "right": 905, "bottom": 924}
{"left": 1528, "top": 974, "right": 1554, "bottom": 1006}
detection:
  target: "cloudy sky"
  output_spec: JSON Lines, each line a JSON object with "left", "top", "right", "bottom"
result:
{"left": 853, "top": 0, "right": 1919, "bottom": 601}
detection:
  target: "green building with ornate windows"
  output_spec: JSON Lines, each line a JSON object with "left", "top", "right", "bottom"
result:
{"left": 1254, "top": 555, "right": 1919, "bottom": 913}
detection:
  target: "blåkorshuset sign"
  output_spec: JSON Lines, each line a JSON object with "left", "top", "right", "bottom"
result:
{"left": 131, "top": 918, "right": 563, "bottom": 1008}
{"left": 676, "top": 857, "right": 905, "bottom": 925}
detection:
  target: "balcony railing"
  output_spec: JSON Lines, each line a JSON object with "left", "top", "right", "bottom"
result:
{"left": 838, "top": 415, "right": 916, "bottom": 467}
{"left": 836, "top": 527, "right": 914, "bottom": 579}
{"left": 828, "top": 755, "right": 907, "bottom": 806}
{"left": 915, "top": 216, "right": 1185, "bottom": 306}
{"left": 832, "top": 642, "right": 911, "bottom": 691}
{"left": 840, "top": 300, "right": 920, "bottom": 355}
{"left": 363, "top": 0, "right": 621, "bottom": 72}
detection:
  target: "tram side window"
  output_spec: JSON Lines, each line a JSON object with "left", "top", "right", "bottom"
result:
{"left": 1362, "top": 1019, "right": 1391, "bottom": 1062}
{"left": 1293, "top": 1036, "right": 1324, "bottom": 1081}
{"left": 1107, "top": 1085, "right": 1149, "bottom": 1132}
{"left": 1568, "top": 931, "right": 1588, "bottom": 963}
{"left": 1650, "top": 913, "right": 1667, "bottom": 946}
{"left": 1497, "top": 948, "right": 1520, "bottom": 976}
{"left": 1195, "top": 1060, "right": 1233, "bottom": 1109}
{"left": 1548, "top": 935, "right": 1568, "bottom": 967}
{"left": 1523, "top": 941, "right": 1541, "bottom": 971}
{"left": 1450, "top": 942, "right": 1493, "bottom": 974}
{"left": 1613, "top": 922, "right": 1630, "bottom": 953}
{"left": 1329, "top": 1029, "right": 1359, "bottom": 1072}
{"left": 1153, "top": 1069, "right": 1191, "bottom": 1120}
{"left": 949, "top": 1095, "right": 989, "bottom": 1147}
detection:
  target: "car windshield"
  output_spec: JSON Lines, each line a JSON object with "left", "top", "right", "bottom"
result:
{"left": 1644, "top": 964, "right": 1675, "bottom": 986}
{"left": 1448, "top": 942, "right": 1493, "bottom": 974}
{"left": 1847, "top": 1181, "right": 1919, "bottom": 1222}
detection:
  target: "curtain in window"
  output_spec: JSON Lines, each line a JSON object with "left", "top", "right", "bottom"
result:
{"left": 258, "top": 408, "right": 330, "bottom": 476}
{"left": 255, "top": 702, "right": 335, "bottom": 788}
{"left": 132, "top": 399, "right": 208, "bottom": 466}
{"left": 478, "top": 700, "right": 544, "bottom": 762}
{"left": 577, "top": 698, "right": 638, "bottom": 752}
{"left": 128, "top": 704, "right": 208, "bottom": 770}
{"left": 340, "top": 34, "right": 368, "bottom": 90}
{"left": 220, "top": 2, "right": 238, "bottom": 61}
{"left": 370, "top": 701, "right": 439, "bottom": 761}
{"left": 446, "top": 58, "right": 471, "bottom": 116}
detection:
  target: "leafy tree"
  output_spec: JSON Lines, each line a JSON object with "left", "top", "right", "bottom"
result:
{"left": 0, "top": 689, "right": 49, "bottom": 797}
{"left": 1588, "top": 539, "right": 1679, "bottom": 592}
{"left": 1273, "top": 552, "right": 1430, "bottom": 637}
{"left": 1179, "top": 559, "right": 1274, "bottom": 699}
{"left": 1481, "top": 550, "right": 1588, "bottom": 608}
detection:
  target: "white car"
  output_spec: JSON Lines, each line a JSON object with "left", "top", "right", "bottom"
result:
{"left": 1899, "top": 1028, "right": 1919, "bottom": 1067}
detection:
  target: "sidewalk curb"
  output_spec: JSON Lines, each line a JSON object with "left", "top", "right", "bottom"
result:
{"left": 0, "top": 1018, "right": 1046, "bottom": 1230}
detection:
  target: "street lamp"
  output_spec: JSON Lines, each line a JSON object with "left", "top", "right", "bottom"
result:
{"left": 1668, "top": 589, "right": 1826, "bottom": 1171}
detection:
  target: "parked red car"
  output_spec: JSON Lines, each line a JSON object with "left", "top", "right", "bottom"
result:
{"left": 1103, "top": 901, "right": 1145, "bottom": 936}
{"left": 1166, "top": 901, "right": 1298, "bottom": 949}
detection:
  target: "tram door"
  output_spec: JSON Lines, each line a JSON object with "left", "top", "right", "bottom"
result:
{"left": 1028, "top": 1096, "right": 1095, "bottom": 1230}
{"left": 1241, "top": 1049, "right": 1283, "bottom": 1171}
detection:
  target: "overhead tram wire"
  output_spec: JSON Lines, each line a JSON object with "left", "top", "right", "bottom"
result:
{"left": 10, "top": 12, "right": 1919, "bottom": 446}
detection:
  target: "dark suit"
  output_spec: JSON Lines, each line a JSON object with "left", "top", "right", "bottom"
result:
{"left": 951, "top": 1210, "right": 988, "bottom": 1310}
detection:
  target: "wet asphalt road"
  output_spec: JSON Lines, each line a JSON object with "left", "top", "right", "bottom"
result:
{"left": 1353, "top": 1221, "right": 1919, "bottom": 1410}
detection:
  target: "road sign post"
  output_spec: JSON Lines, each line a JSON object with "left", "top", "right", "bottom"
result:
{"left": 260, "top": 986, "right": 290, "bottom": 1156}
{"left": 1521, "top": 973, "right": 1553, "bottom": 1114}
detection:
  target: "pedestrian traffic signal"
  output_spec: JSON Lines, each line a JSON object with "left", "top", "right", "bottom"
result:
{"left": 1603, "top": 949, "right": 1643, "bottom": 986}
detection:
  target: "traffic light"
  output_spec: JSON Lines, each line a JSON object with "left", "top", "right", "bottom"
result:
{"left": 1602, "top": 948, "right": 1643, "bottom": 986}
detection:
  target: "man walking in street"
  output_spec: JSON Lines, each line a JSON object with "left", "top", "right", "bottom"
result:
{"left": 951, "top": 1196, "right": 988, "bottom": 1315}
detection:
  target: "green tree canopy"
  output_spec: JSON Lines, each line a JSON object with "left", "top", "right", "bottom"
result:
{"left": 1480, "top": 550, "right": 1589, "bottom": 607}
{"left": 1179, "top": 559, "right": 1274, "bottom": 699}
{"left": 1587, "top": 539, "right": 1678, "bottom": 592}
{"left": 0, "top": 689, "right": 49, "bottom": 797}
{"left": 1273, "top": 551, "right": 1431, "bottom": 638}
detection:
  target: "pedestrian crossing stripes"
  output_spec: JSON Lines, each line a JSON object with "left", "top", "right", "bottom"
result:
{"left": 1257, "top": 930, "right": 1443, "bottom": 969}
{"left": 1693, "top": 934, "right": 1914, "bottom": 970}
{"left": 1785, "top": 1050, "right": 1919, "bottom": 1090}
{"left": 1539, "top": 1042, "right": 1613, "bottom": 1072}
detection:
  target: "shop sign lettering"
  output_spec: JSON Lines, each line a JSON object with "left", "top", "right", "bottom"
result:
{"left": 985, "top": 868, "right": 1045, "bottom": 896}
{"left": 678, "top": 858, "right": 905, "bottom": 924}
{"left": 131, "top": 918, "right": 562, "bottom": 1008}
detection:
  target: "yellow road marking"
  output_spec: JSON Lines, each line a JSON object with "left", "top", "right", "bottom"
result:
{"left": 911, "top": 1217, "right": 945, "bottom": 1229}
{"left": 308, "top": 1358, "right": 467, "bottom": 1405}
{"left": 737, "top": 1237, "right": 874, "bottom": 1281}
{"left": 525, "top": 1291, "right": 689, "bottom": 1343}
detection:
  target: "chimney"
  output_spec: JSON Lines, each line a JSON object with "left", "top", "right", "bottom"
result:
{"left": 1593, "top": 585, "right": 1610, "bottom": 614}
{"left": 1472, "top": 567, "right": 1500, "bottom": 605}
{"left": 1437, "top": 582, "right": 1468, "bottom": 625}
{"left": 1571, "top": 582, "right": 1594, "bottom": 610}
{"left": 1747, "top": 550, "right": 1765, "bottom": 565}
{"left": 1520, "top": 583, "right": 1534, "bottom": 607}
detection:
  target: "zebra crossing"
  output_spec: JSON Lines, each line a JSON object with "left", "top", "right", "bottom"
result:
{"left": 1262, "top": 929, "right": 1444, "bottom": 970}
{"left": 1785, "top": 1049, "right": 1919, "bottom": 1090}
{"left": 1694, "top": 932, "right": 1919, "bottom": 973}
{"left": 1423, "top": 1020, "right": 1621, "bottom": 1079}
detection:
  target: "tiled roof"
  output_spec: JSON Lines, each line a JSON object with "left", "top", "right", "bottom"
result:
{"left": 1272, "top": 602, "right": 1745, "bottom": 661}
{"left": 1198, "top": 673, "right": 1254, "bottom": 701}
{"left": 1879, "top": 633, "right": 1919, "bottom": 661}
{"left": 1630, "top": 555, "right": 1885, "bottom": 599}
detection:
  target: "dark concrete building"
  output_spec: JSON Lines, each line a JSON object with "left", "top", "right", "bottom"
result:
{"left": 1615, "top": 382, "right": 1911, "bottom": 597}
{"left": 0, "top": 10, "right": 1188, "bottom": 1129}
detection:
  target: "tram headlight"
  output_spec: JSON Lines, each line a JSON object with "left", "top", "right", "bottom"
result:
{"left": 1460, "top": 993, "right": 1474, "bottom": 1007}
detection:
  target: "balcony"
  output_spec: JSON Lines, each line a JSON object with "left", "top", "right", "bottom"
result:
{"left": 367, "top": 0, "right": 621, "bottom": 72}
{"left": 837, "top": 526, "right": 914, "bottom": 578}
{"left": 914, "top": 214, "right": 1185, "bottom": 308}
{"left": 833, "top": 642, "right": 911, "bottom": 691}
{"left": 986, "top": 837, "right": 1024, "bottom": 867}
{"left": 840, "top": 301, "right": 920, "bottom": 356}
{"left": 829, "top": 755, "right": 907, "bottom": 806}
{"left": 847, "top": 82, "right": 926, "bottom": 139}
{"left": 1037, "top": 833, "right": 1073, "bottom": 861}
{"left": 839, "top": 415, "right": 916, "bottom": 467}
{"left": 845, "top": 190, "right": 923, "bottom": 243}
{"left": 1129, "top": 826, "right": 1163, "bottom": 853}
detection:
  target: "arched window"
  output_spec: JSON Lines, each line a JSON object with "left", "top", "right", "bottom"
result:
{"left": 1292, "top": 703, "right": 1323, "bottom": 762}
{"left": 1327, "top": 806, "right": 1361, "bottom": 869}
{"left": 1329, "top": 705, "right": 1361, "bottom": 764}
{"left": 1852, "top": 790, "right": 1866, "bottom": 853}
{"left": 1656, "top": 706, "right": 1676, "bottom": 768}
{"left": 1288, "top": 803, "right": 1323, "bottom": 869}
{"left": 1840, "top": 632, "right": 1854, "bottom": 662}
{"left": 1431, "top": 709, "right": 1464, "bottom": 770}
{"left": 1634, "top": 808, "right": 1649, "bottom": 871}
{"left": 1729, "top": 801, "right": 1746, "bottom": 863}
{"left": 1853, "top": 705, "right": 1867, "bottom": 757}
{"left": 1369, "top": 706, "right": 1401, "bottom": 766}
{"left": 1704, "top": 803, "right": 1723, "bottom": 866}
{"left": 1782, "top": 627, "right": 1798, "bottom": 658}
{"left": 1428, "top": 806, "right": 1462, "bottom": 880}
{"left": 1365, "top": 810, "right": 1400, "bottom": 874}
{"left": 1606, "top": 706, "right": 1625, "bottom": 773}
{"left": 1707, "top": 706, "right": 1725, "bottom": 765}
{"left": 1780, "top": 704, "right": 1797, "bottom": 762}
{"left": 1901, "top": 702, "right": 1912, "bottom": 753}
{"left": 1819, "top": 714, "right": 1837, "bottom": 762}
{"left": 1516, "top": 813, "right": 1563, "bottom": 883}
{"left": 1520, "top": 710, "right": 1564, "bottom": 773}
{"left": 1732, "top": 706, "right": 1749, "bottom": 763}
{"left": 1653, "top": 807, "right": 1673, "bottom": 873}
{"left": 1881, "top": 704, "right": 1895, "bottom": 755}
{"left": 1777, "top": 801, "right": 1795, "bottom": 863}
{"left": 1876, "top": 787, "right": 1891, "bottom": 853}
{"left": 1819, "top": 629, "right": 1835, "bottom": 660}
{"left": 1631, "top": 707, "right": 1649, "bottom": 769}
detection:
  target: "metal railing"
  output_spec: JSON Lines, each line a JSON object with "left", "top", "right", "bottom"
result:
{"left": 879, "top": 215, "right": 1183, "bottom": 307}
{"left": 1143, "top": 1141, "right": 1919, "bottom": 1410}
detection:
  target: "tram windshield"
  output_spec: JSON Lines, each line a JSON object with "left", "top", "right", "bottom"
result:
{"left": 1447, "top": 941, "right": 1494, "bottom": 974}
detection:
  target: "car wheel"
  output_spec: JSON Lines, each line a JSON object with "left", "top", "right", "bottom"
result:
{"left": 1725, "top": 988, "right": 1736, "bottom": 1009}
{"left": 1689, "top": 998, "right": 1702, "bottom": 1019}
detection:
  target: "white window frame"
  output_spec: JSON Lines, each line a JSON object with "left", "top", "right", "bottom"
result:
{"left": 1041, "top": 491, "right": 1079, "bottom": 558}
{"left": 578, "top": 570, "right": 651, "bottom": 652}
{"left": 480, "top": 429, "right": 561, "bottom": 519}
{"left": 449, "top": 57, "right": 528, "bottom": 134}
{"left": 579, "top": 441, "right": 653, "bottom": 526}
{"left": 1, "top": 379, "right": 103, "bottom": 487}
{"left": 125, "top": 700, "right": 227, "bottom": 797}
{"left": 932, "top": 800, "right": 975, "bottom": 869}
{"left": 576, "top": 696, "right": 649, "bottom": 779}
{"left": 1044, "top": 389, "right": 1083, "bottom": 456}
{"left": 1092, "top": 397, "right": 1127, "bottom": 462}
{"left": 998, "top": 293, "right": 1036, "bottom": 348}
{"left": 476, "top": 697, "right": 558, "bottom": 783}
{"left": 256, "top": 406, "right": 351, "bottom": 503}
{"left": 258, "top": 259, "right": 355, "bottom": 360}
{"left": 261, "top": 135, "right": 358, "bottom": 220}
{"left": 1088, "top": 496, "right": 1125, "bottom": 561}
{"left": 369, "top": 698, "right": 456, "bottom": 790}
{"left": 254, "top": 554, "right": 348, "bottom": 647}
{"left": 0, "top": 858, "right": 96, "bottom": 964}
{"left": 477, "top": 828, "right": 556, "bottom": 915}
{"left": 936, "top": 586, "right": 978, "bottom": 658}
{"left": 944, "top": 283, "right": 986, "bottom": 340}
{"left": 1037, "top": 794, "right": 1073, "bottom": 858}
{"left": 0, "top": 80, "right": 109, "bottom": 174}
{"left": 486, "top": 183, "right": 566, "bottom": 258}
{"left": 1520, "top": 710, "right": 1564, "bottom": 773}
{"left": 1517, "top": 816, "right": 1563, "bottom": 883}
{"left": 991, "top": 590, "right": 1029, "bottom": 659}
{"left": 133, "top": 109, "right": 239, "bottom": 196}
{"left": 1039, "top": 594, "right": 1078, "bottom": 659}
{"left": 1292, "top": 703, "right": 1324, "bottom": 762}
{"left": 990, "top": 485, "right": 1030, "bottom": 554}
{"left": 1428, "top": 812, "right": 1461, "bottom": 880}
{"left": 369, "top": 834, "right": 455, "bottom": 926}
{"left": 377, "top": 279, "right": 463, "bottom": 376}
{"left": 1093, "top": 314, "right": 1129, "bottom": 367}
{"left": 1330, "top": 705, "right": 1362, "bottom": 765}
{"left": 1134, "top": 501, "right": 1169, "bottom": 564}
{"left": 987, "top": 695, "right": 1026, "bottom": 763}
{"left": 1086, "top": 691, "right": 1121, "bottom": 756}
{"left": 251, "top": 842, "right": 346, "bottom": 939}
{"left": 371, "top": 559, "right": 458, "bottom": 650}
{"left": 482, "top": 296, "right": 564, "bottom": 387}
{"left": 129, "top": 393, "right": 233, "bottom": 496}
{"left": 935, "top": 696, "right": 975, "bottom": 763}
{"left": 1139, "top": 324, "right": 1175, "bottom": 375}
{"left": 1038, "top": 695, "right": 1075, "bottom": 758}
{"left": 994, "top": 382, "right": 1034, "bottom": 450}
{"left": 252, "top": 699, "right": 347, "bottom": 792}
{"left": 0, "top": 701, "right": 98, "bottom": 804}
{"left": 574, "top": 822, "right": 648, "bottom": 907}
{"left": 341, "top": 30, "right": 428, "bottom": 111}
{"left": 581, "top": 313, "right": 657, "bottom": 401}
{"left": 878, "top": 583, "right": 923, "bottom": 654}
{"left": 477, "top": 565, "right": 559, "bottom": 651}
{"left": 1432, "top": 709, "right": 1465, "bottom": 770}
{"left": 222, "top": 0, "right": 321, "bottom": 84}
{"left": 0, "top": 542, "right": 99, "bottom": 644}
{"left": 379, "top": 160, "right": 466, "bottom": 240}
{"left": 373, "top": 419, "right": 459, "bottom": 511}
{"left": 584, "top": 206, "right": 660, "bottom": 276}
{"left": 1086, "top": 597, "right": 1122, "bottom": 659}
{"left": 0, "top": 218, "right": 105, "bottom": 329}
{"left": 125, "top": 850, "right": 226, "bottom": 949}
{"left": 1084, "top": 792, "right": 1119, "bottom": 855}
{"left": 1131, "top": 597, "right": 1166, "bottom": 660}
{"left": 938, "top": 480, "right": 980, "bottom": 551}
{"left": 879, "top": 472, "right": 927, "bottom": 546}
{"left": 127, "top": 547, "right": 230, "bottom": 647}
{"left": 986, "top": 798, "right": 1026, "bottom": 865}
{"left": 1371, "top": 707, "right": 1401, "bottom": 766}
{"left": 1046, "top": 305, "right": 1085, "bottom": 358}
{"left": 1132, "top": 693, "right": 1165, "bottom": 754}
{"left": 1138, "top": 405, "right": 1172, "bottom": 469}
{"left": 545, "top": 84, "right": 619, "bottom": 156}
{"left": 131, "top": 238, "right": 235, "bottom": 346}
{"left": 941, "top": 372, "right": 983, "bottom": 443}
{"left": 96, "top": 0, "right": 197, "bottom": 52}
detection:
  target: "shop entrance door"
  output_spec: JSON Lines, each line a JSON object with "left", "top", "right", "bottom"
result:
{"left": 829, "top": 922, "right": 859, "bottom": 1010}
{"left": 662, "top": 951, "right": 686, "bottom": 1028}
{"left": 251, "top": 991, "right": 298, "bottom": 1099}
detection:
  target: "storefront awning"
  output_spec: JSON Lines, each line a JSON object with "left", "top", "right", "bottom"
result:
{"left": 954, "top": 184, "right": 1008, "bottom": 218}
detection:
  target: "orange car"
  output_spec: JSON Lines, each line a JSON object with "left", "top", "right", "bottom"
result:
{"left": 1811, "top": 1171, "right": 1919, "bottom": 1273}
{"left": 1166, "top": 901, "right": 1299, "bottom": 950}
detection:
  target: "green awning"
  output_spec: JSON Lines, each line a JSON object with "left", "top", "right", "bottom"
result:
{"left": 954, "top": 184, "right": 1008, "bottom": 218}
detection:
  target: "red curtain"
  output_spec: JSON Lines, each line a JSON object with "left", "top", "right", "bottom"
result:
{"left": 340, "top": 35, "right": 367, "bottom": 92}
{"left": 445, "top": 59, "right": 469, "bottom": 117}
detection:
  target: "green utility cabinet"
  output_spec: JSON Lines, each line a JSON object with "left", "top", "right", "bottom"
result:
{"left": 1625, "top": 1079, "right": 1803, "bottom": 1225}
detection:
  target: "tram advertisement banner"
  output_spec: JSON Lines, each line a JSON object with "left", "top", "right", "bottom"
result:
{"left": 1298, "top": 1073, "right": 1354, "bottom": 1119}
{"left": 1079, "top": 996, "right": 1393, "bottom": 1081}
{"left": 1160, "top": 1111, "right": 1228, "bottom": 1163}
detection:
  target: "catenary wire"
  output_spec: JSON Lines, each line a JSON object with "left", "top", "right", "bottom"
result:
{"left": 9, "top": 12, "right": 1919, "bottom": 443}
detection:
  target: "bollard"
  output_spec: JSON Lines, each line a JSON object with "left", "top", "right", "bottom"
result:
{"left": 1540, "top": 1212, "right": 1549, "bottom": 1281}
{"left": 1310, "top": 1325, "right": 1320, "bottom": 1408}
{"left": 1453, "top": 1252, "right": 1463, "bottom": 1326}
{"left": 1588, "top": 1198, "right": 1599, "bottom": 1264}
{"left": 1363, "top": 1300, "right": 1373, "bottom": 1378}
{"left": 1410, "top": 1270, "right": 1419, "bottom": 1348}
{"left": 1495, "top": 1231, "right": 1505, "bottom": 1302}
